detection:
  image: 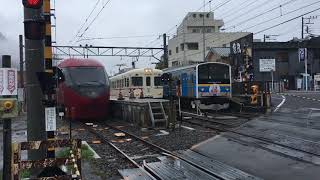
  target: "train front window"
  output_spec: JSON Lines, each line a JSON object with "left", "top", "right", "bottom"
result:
{"left": 154, "top": 77, "right": 162, "bottom": 86}
{"left": 146, "top": 77, "right": 151, "bottom": 86}
{"left": 198, "top": 64, "right": 230, "bottom": 84}
{"left": 131, "top": 77, "right": 143, "bottom": 86}
{"left": 68, "top": 67, "right": 106, "bottom": 86}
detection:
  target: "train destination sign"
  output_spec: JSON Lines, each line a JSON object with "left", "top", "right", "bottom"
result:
{"left": 0, "top": 68, "right": 18, "bottom": 96}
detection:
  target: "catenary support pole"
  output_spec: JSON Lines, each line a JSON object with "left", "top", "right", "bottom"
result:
{"left": 163, "top": 34, "right": 168, "bottom": 68}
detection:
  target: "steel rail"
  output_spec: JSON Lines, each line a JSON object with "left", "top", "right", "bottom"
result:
{"left": 82, "top": 124, "right": 161, "bottom": 180}
{"left": 181, "top": 111, "right": 244, "bottom": 127}
{"left": 182, "top": 115, "right": 320, "bottom": 158}
{"left": 107, "top": 125, "right": 229, "bottom": 180}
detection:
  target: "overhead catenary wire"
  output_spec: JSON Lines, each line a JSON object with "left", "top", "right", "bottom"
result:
{"left": 224, "top": 0, "right": 300, "bottom": 30}
{"left": 254, "top": 6, "right": 320, "bottom": 34}
{"left": 242, "top": 0, "right": 320, "bottom": 31}
{"left": 77, "top": 0, "right": 112, "bottom": 40}
{"left": 224, "top": 0, "right": 278, "bottom": 25}
{"left": 69, "top": 0, "right": 101, "bottom": 44}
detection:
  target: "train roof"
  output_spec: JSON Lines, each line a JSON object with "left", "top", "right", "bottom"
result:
{"left": 58, "top": 58, "right": 104, "bottom": 68}
{"left": 163, "top": 62, "right": 230, "bottom": 73}
{"left": 110, "top": 68, "right": 163, "bottom": 80}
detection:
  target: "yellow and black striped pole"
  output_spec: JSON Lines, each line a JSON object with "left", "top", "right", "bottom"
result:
{"left": 43, "top": 0, "right": 55, "bottom": 159}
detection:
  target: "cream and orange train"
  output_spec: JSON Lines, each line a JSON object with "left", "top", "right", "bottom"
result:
{"left": 110, "top": 68, "right": 163, "bottom": 99}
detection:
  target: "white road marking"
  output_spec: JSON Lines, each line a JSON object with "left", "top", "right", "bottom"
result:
{"left": 274, "top": 95, "right": 286, "bottom": 112}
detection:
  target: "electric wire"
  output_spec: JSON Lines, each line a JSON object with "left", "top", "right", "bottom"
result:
{"left": 77, "top": 0, "right": 112, "bottom": 39}
{"left": 69, "top": 0, "right": 101, "bottom": 44}
{"left": 224, "top": 0, "right": 300, "bottom": 30}
{"left": 242, "top": 0, "right": 320, "bottom": 31}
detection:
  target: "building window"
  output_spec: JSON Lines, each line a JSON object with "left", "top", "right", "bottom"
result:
{"left": 176, "top": 47, "right": 179, "bottom": 53}
{"left": 187, "top": 43, "right": 199, "bottom": 50}
{"left": 192, "top": 28, "right": 200, "bottom": 33}
{"left": 172, "top": 61, "right": 179, "bottom": 66}
{"left": 180, "top": 44, "right": 184, "bottom": 51}
{"left": 276, "top": 52, "right": 288, "bottom": 62}
{"left": 193, "top": 14, "right": 196, "bottom": 18}
{"left": 206, "top": 28, "right": 212, "bottom": 33}
{"left": 169, "top": 50, "right": 172, "bottom": 56}
{"left": 206, "top": 13, "right": 210, "bottom": 18}
{"left": 199, "top": 14, "right": 204, "bottom": 18}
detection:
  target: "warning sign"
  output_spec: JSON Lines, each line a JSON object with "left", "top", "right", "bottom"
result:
{"left": 0, "top": 68, "right": 17, "bottom": 96}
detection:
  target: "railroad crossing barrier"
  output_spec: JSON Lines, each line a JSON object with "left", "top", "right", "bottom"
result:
{"left": 231, "top": 81, "right": 271, "bottom": 112}
{"left": 12, "top": 139, "right": 82, "bottom": 179}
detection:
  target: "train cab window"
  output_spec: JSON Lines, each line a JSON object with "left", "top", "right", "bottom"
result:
{"left": 198, "top": 64, "right": 230, "bottom": 84}
{"left": 146, "top": 77, "right": 151, "bottom": 86}
{"left": 154, "top": 77, "right": 162, "bottom": 86}
{"left": 131, "top": 77, "right": 143, "bottom": 86}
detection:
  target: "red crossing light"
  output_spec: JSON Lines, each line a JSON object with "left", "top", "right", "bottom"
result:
{"left": 22, "top": 0, "right": 43, "bottom": 9}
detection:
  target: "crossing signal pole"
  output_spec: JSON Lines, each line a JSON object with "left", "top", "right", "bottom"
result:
{"left": 23, "top": 0, "right": 47, "bottom": 163}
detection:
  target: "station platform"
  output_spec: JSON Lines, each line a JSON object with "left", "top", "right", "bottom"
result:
{"left": 110, "top": 97, "right": 170, "bottom": 128}
{"left": 190, "top": 117, "right": 320, "bottom": 180}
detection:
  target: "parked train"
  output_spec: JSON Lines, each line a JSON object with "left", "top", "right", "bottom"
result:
{"left": 57, "top": 58, "right": 110, "bottom": 119}
{"left": 110, "top": 68, "right": 163, "bottom": 98}
{"left": 163, "top": 62, "right": 232, "bottom": 110}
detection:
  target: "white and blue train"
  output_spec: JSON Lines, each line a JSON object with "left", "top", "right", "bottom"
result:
{"left": 163, "top": 62, "right": 232, "bottom": 110}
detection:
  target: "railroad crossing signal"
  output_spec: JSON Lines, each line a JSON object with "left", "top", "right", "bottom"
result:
{"left": 23, "top": 0, "right": 45, "bottom": 40}
{"left": 24, "top": 19, "right": 45, "bottom": 40}
{"left": 22, "top": 0, "right": 43, "bottom": 9}
{"left": 0, "top": 98, "right": 18, "bottom": 118}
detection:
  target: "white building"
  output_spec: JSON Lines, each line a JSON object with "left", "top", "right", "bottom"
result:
{"left": 168, "top": 12, "right": 250, "bottom": 67}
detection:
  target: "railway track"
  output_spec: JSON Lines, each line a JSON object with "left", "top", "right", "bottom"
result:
{"left": 83, "top": 121, "right": 236, "bottom": 180}
{"left": 181, "top": 111, "right": 250, "bottom": 129}
{"left": 181, "top": 112, "right": 320, "bottom": 162}
{"left": 80, "top": 122, "right": 261, "bottom": 180}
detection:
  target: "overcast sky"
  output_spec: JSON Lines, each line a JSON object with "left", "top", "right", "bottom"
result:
{"left": 0, "top": 0, "right": 319, "bottom": 74}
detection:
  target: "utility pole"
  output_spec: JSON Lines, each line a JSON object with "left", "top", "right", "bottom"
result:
{"left": 202, "top": 14, "right": 206, "bottom": 62}
{"left": 163, "top": 33, "right": 169, "bottom": 68}
{"left": 23, "top": 1, "right": 47, "bottom": 161}
{"left": 19, "top": 35, "right": 24, "bottom": 88}
{"left": 302, "top": 17, "right": 304, "bottom": 39}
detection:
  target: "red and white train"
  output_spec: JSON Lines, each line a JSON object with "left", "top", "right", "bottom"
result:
{"left": 57, "top": 58, "right": 110, "bottom": 119}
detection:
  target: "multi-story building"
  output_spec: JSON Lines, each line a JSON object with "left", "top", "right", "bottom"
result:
{"left": 168, "top": 12, "right": 250, "bottom": 67}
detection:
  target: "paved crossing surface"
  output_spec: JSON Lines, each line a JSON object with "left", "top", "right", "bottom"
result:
{"left": 191, "top": 92, "right": 320, "bottom": 180}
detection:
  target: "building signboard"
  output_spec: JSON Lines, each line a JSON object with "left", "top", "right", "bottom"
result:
{"left": 259, "top": 59, "right": 276, "bottom": 72}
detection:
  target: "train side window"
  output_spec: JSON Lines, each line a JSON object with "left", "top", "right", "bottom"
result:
{"left": 146, "top": 77, "right": 151, "bottom": 86}
{"left": 126, "top": 78, "right": 129, "bottom": 87}
{"left": 131, "top": 77, "right": 143, "bottom": 86}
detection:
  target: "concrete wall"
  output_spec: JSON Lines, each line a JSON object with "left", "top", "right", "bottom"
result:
{"left": 110, "top": 100, "right": 170, "bottom": 128}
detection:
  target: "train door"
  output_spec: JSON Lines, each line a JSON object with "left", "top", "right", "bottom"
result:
{"left": 146, "top": 76, "right": 151, "bottom": 97}
{"left": 182, "top": 73, "right": 188, "bottom": 96}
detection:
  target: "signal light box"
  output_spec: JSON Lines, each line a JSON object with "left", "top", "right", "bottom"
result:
{"left": 24, "top": 20, "right": 45, "bottom": 40}
{"left": 22, "top": 0, "right": 43, "bottom": 9}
